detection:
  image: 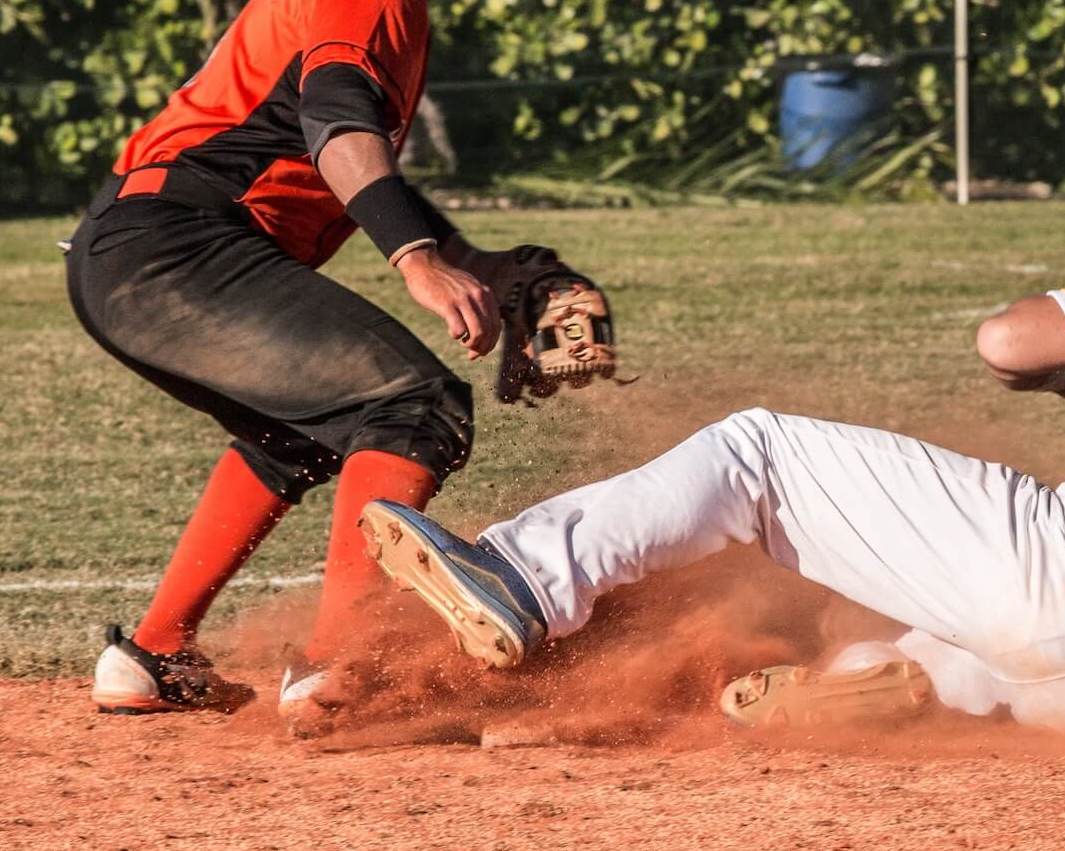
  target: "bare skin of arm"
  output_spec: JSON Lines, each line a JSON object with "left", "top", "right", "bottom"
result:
{"left": 317, "top": 130, "right": 501, "bottom": 359}
{"left": 976, "top": 294, "right": 1065, "bottom": 391}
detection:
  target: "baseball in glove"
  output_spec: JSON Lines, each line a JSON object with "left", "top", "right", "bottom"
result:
{"left": 495, "top": 245, "right": 617, "bottom": 404}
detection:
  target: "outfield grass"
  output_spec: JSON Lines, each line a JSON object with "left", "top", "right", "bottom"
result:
{"left": 4, "top": 202, "right": 1065, "bottom": 676}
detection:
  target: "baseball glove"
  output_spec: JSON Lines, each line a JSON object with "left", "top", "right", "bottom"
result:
{"left": 495, "top": 245, "right": 616, "bottom": 404}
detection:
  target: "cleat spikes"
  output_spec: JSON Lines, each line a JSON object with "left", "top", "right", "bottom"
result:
{"left": 360, "top": 500, "right": 544, "bottom": 669}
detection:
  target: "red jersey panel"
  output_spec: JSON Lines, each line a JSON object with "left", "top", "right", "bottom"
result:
{"left": 115, "top": 0, "right": 429, "bottom": 267}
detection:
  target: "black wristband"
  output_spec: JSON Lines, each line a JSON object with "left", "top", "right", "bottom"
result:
{"left": 346, "top": 175, "right": 436, "bottom": 265}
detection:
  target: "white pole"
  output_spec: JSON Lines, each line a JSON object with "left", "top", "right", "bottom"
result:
{"left": 955, "top": 0, "right": 970, "bottom": 205}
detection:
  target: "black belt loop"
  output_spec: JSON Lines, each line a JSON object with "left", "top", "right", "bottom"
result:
{"left": 86, "top": 175, "right": 124, "bottom": 219}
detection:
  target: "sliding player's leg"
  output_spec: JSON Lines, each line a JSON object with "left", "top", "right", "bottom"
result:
{"left": 364, "top": 408, "right": 1065, "bottom": 727}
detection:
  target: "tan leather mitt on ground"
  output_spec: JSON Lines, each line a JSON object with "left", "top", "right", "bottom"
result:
{"left": 496, "top": 245, "right": 616, "bottom": 404}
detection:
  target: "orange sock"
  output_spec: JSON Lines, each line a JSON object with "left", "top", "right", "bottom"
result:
{"left": 133, "top": 448, "right": 290, "bottom": 655}
{"left": 304, "top": 450, "right": 437, "bottom": 663}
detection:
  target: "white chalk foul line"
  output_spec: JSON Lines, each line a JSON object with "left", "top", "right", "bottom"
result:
{"left": 0, "top": 573, "right": 324, "bottom": 594}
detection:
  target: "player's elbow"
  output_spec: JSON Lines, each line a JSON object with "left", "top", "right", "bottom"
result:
{"left": 976, "top": 313, "right": 1030, "bottom": 383}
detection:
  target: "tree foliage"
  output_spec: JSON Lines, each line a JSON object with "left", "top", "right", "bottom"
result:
{"left": 430, "top": 0, "right": 1065, "bottom": 194}
{"left": 0, "top": 0, "right": 217, "bottom": 207}
{"left": 2, "top": 0, "right": 1065, "bottom": 209}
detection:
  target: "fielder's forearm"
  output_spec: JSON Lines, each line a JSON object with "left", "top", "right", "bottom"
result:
{"left": 318, "top": 132, "right": 441, "bottom": 266}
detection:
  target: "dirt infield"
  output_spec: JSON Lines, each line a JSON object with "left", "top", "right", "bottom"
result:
{"left": 5, "top": 677, "right": 1065, "bottom": 850}
{"left": 8, "top": 205, "right": 1065, "bottom": 848}
{"left": 5, "top": 551, "right": 1065, "bottom": 850}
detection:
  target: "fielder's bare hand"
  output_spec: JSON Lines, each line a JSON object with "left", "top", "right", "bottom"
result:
{"left": 398, "top": 247, "right": 501, "bottom": 359}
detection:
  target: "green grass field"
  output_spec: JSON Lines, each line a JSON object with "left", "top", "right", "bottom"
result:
{"left": 4, "top": 202, "right": 1065, "bottom": 677}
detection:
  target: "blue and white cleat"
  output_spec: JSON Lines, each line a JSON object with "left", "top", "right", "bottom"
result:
{"left": 360, "top": 500, "right": 547, "bottom": 668}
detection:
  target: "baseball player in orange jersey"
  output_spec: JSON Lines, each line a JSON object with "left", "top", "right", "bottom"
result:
{"left": 72, "top": 0, "right": 614, "bottom": 724}
{"left": 363, "top": 290, "right": 1065, "bottom": 731}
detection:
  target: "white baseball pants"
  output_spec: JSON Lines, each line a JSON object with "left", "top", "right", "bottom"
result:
{"left": 481, "top": 408, "right": 1065, "bottom": 728}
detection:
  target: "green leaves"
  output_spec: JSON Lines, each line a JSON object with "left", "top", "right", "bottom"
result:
{"left": 0, "top": 0, "right": 214, "bottom": 207}
{"left": 436, "top": 0, "right": 1065, "bottom": 197}
{"left": 0, "top": 114, "right": 17, "bottom": 146}
{"left": 3, "top": 0, "right": 1065, "bottom": 207}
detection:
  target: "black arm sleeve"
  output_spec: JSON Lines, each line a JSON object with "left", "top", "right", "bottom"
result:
{"left": 408, "top": 185, "right": 459, "bottom": 243}
{"left": 300, "top": 63, "right": 390, "bottom": 165}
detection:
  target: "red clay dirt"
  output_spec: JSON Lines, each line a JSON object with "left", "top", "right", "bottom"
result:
{"left": 8, "top": 387, "right": 1065, "bottom": 850}
{"left": 4, "top": 549, "right": 1065, "bottom": 850}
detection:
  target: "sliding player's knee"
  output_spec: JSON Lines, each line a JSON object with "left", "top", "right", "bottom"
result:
{"left": 687, "top": 408, "right": 773, "bottom": 448}
{"left": 686, "top": 408, "right": 777, "bottom": 464}
{"left": 721, "top": 406, "right": 776, "bottom": 437}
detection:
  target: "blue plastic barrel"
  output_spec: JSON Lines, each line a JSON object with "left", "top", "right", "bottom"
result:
{"left": 780, "top": 68, "right": 894, "bottom": 171}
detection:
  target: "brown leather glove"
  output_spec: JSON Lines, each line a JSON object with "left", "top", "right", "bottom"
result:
{"left": 490, "top": 245, "right": 616, "bottom": 404}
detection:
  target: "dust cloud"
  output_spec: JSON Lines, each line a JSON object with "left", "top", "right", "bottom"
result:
{"left": 214, "top": 383, "right": 1065, "bottom": 753}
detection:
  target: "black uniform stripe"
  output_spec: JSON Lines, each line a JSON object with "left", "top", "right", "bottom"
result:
{"left": 175, "top": 55, "right": 306, "bottom": 199}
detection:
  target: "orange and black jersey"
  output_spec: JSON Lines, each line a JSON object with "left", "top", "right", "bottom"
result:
{"left": 115, "top": 0, "right": 429, "bottom": 268}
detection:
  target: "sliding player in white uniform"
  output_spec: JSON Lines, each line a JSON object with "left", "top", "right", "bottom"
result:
{"left": 361, "top": 290, "right": 1065, "bottom": 730}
